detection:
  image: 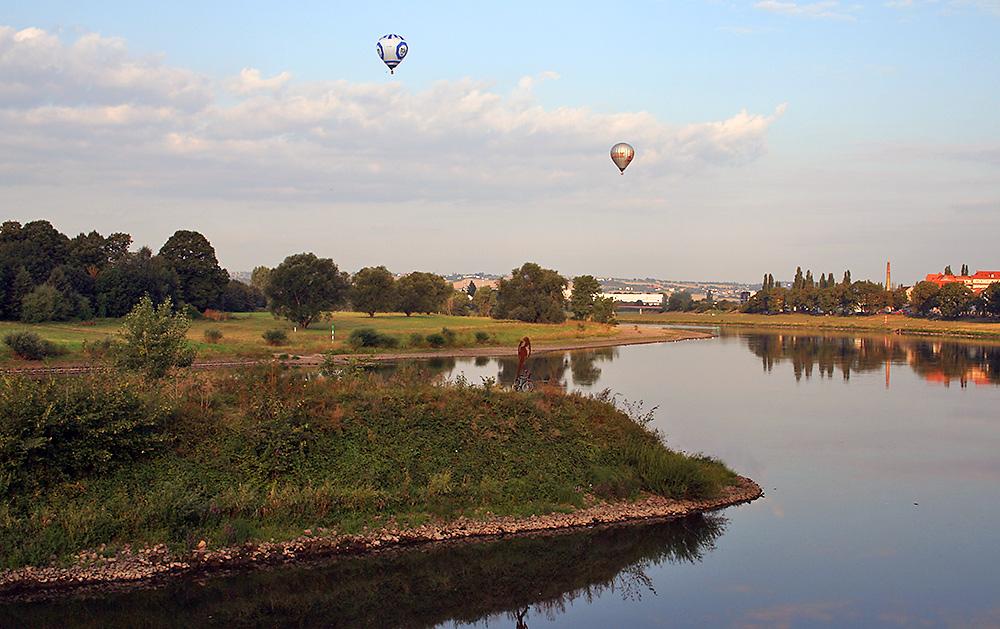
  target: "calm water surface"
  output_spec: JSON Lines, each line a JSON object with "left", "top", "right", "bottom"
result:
{"left": 6, "top": 331, "right": 999, "bottom": 628}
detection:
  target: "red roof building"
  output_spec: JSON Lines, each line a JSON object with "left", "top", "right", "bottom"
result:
{"left": 924, "top": 270, "right": 1000, "bottom": 294}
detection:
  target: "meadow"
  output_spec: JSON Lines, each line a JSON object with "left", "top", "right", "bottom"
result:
{"left": 0, "top": 312, "right": 622, "bottom": 365}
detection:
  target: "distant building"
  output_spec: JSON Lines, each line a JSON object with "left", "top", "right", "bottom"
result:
{"left": 924, "top": 270, "right": 1000, "bottom": 294}
{"left": 602, "top": 292, "right": 665, "bottom": 306}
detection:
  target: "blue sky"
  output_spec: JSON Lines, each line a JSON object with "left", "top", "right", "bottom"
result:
{"left": 2, "top": 1, "right": 998, "bottom": 285}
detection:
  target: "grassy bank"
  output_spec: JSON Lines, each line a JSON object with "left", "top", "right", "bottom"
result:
{"left": 0, "top": 366, "right": 736, "bottom": 570}
{"left": 0, "top": 313, "right": 621, "bottom": 365}
{"left": 619, "top": 311, "right": 1000, "bottom": 339}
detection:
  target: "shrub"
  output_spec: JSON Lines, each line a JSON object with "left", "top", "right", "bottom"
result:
{"left": 3, "top": 331, "right": 63, "bottom": 360}
{"left": 0, "top": 373, "right": 170, "bottom": 495}
{"left": 204, "top": 328, "right": 224, "bottom": 343}
{"left": 408, "top": 332, "right": 425, "bottom": 347}
{"left": 441, "top": 327, "right": 457, "bottom": 346}
{"left": 82, "top": 337, "right": 113, "bottom": 359}
{"left": 349, "top": 327, "right": 399, "bottom": 348}
{"left": 425, "top": 332, "right": 446, "bottom": 348}
{"left": 110, "top": 296, "right": 195, "bottom": 380}
{"left": 475, "top": 331, "right": 490, "bottom": 344}
{"left": 262, "top": 329, "right": 288, "bottom": 346}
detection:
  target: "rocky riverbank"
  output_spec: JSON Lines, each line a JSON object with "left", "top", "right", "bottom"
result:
{"left": 0, "top": 476, "right": 760, "bottom": 604}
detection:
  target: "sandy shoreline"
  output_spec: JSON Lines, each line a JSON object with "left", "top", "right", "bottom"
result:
{"left": 0, "top": 477, "right": 761, "bottom": 603}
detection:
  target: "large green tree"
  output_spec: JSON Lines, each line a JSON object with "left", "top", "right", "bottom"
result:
{"left": 937, "top": 282, "right": 973, "bottom": 318}
{"left": 569, "top": 275, "right": 602, "bottom": 320}
{"left": 909, "top": 281, "right": 941, "bottom": 315}
{"left": 350, "top": 266, "right": 397, "bottom": 317}
{"left": 493, "top": 262, "right": 567, "bottom": 324}
{"left": 95, "top": 247, "right": 181, "bottom": 318}
{"left": 396, "top": 272, "right": 452, "bottom": 316}
{"left": 264, "top": 253, "right": 349, "bottom": 329}
{"left": 158, "top": 230, "right": 229, "bottom": 312}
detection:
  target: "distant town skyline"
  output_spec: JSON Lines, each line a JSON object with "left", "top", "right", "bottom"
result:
{"left": 3, "top": 2, "right": 998, "bottom": 285}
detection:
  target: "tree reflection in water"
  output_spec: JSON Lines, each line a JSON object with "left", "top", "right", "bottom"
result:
{"left": 739, "top": 330, "right": 1000, "bottom": 386}
{"left": 4, "top": 514, "right": 726, "bottom": 628}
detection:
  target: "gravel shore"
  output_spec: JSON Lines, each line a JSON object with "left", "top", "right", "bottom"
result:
{"left": 0, "top": 477, "right": 760, "bottom": 603}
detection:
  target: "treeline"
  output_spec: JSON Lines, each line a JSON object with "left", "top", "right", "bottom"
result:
{"left": 739, "top": 267, "right": 1000, "bottom": 318}
{"left": 741, "top": 269, "right": 909, "bottom": 315}
{"left": 4, "top": 221, "right": 612, "bottom": 327}
{"left": 258, "top": 258, "right": 615, "bottom": 328}
{"left": 0, "top": 221, "right": 262, "bottom": 323}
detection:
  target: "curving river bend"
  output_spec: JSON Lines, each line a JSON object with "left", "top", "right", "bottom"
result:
{"left": 5, "top": 329, "right": 999, "bottom": 627}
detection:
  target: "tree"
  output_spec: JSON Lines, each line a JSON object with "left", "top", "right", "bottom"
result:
{"left": 667, "top": 290, "right": 694, "bottom": 312}
{"left": 95, "top": 247, "right": 181, "bottom": 318}
{"left": 110, "top": 296, "right": 195, "bottom": 379}
{"left": 264, "top": 253, "right": 349, "bottom": 328}
{"left": 396, "top": 272, "right": 452, "bottom": 316}
{"left": 569, "top": 275, "right": 602, "bottom": 320}
{"left": 250, "top": 266, "right": 272, "bottom": 292}
{"left": 493, "top": 263, "right": 567, "bottom": 324}
{"left": 591, "top": 295, "right": 618, "bottom": 324}
{"left": 158, "top": 230, "right": 230, "bottom": 312}
{"left": 961, "top": 264, "right": 969, "bottom": 276}
{"left": 981, "top": 282, "right": 1000, "bottom": 317}
{"left": 943, "top": 265, "right": 953, "bottom": 276}
{"left": 471, "top": 285, "right": 496, "bottom": 317}
{"left": 909, "top": 281, "right": 941, "bottom": 315}
{"left": 937, "top": 282, "right": 973, "bottom": 318}
{"left": 214, "top": 279, "right": 266, "bottom": 312}
{"left": 350, "top": 266, "right": 397, "bottom": 317}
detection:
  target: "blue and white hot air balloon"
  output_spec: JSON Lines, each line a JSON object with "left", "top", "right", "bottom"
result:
{"left": 377, "top": 34, "right": 408, "bottom": 74}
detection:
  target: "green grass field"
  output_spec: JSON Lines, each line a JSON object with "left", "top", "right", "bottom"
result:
{"left": 0, "top": 312, "right": 622, "bottom": 365}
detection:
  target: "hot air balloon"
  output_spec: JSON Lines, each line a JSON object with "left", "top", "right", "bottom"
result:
{"left": 610, "top": 143, "right": 634, "bottom": 174}
{"left": 377, "top": 34, "right": 408, "bottom": 74}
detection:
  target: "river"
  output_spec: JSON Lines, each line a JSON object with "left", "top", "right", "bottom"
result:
{"left": 5, "top": 329, "right": 999, "bottom": 627}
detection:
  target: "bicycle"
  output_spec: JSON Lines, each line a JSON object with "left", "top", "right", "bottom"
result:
{"left": 513, "top": 372, "right": 534, "bottom": 392}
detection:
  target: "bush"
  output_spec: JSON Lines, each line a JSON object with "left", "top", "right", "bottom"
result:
{"left": 408, "top": 332, "right": 425, "bottom": 347}
{"left": 262, "top": 329, "right": 288, "bottom": 346}
{"left": 0, "top": 374, "right": 170, "bottom": 495}
{"left": 110, "top": 296, "right": 195, "bottom": 380}
{"left": 349, "top": 327, "right": 399, "bottom": 349}
{"left": 204, "top": 328, "right": 224, "bottom": 343}
{"left": 425, "top": 332, "right": 446, "bottom": 348}
{"left": 3, "top": 331, "right": 63, "bottom": 360}
{"left": 441, "top": 327, "right": 457, "bottom": 346}
{"left": 475, "top": 331, "right": 490, "bottom": 344}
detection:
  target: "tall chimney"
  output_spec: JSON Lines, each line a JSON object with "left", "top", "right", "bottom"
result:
{"left": 886, "top": 262, "right": 891, "bottom": 291}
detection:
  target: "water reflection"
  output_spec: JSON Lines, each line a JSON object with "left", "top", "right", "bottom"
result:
{"left": 4, "top": 514, "right": 726, "bottom": 628}
{"left": 735, "top": 330, "right": 1000, "bottom": 386}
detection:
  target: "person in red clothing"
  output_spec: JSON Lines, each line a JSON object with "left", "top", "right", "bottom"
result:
{"left": 516, "top": 336, "right": 531, "bottom": 378}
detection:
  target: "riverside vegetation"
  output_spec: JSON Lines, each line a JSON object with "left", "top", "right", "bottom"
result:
{"left": 0, "top": 364, "right": 738, "bottom": 572}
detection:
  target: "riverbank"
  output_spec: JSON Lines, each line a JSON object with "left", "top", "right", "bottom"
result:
{"left": 619, "top": 311, "right": 1000, "bottom": 339}
{"left": 296, "top": 325, "right": 712, "bottom": 366}
{"left": 0, "top": 477, "right": 761, "bottom": 604}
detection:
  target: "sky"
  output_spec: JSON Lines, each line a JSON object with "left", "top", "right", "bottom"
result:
{"left": 1, "top": 1, "right": 998, "bottom": 285}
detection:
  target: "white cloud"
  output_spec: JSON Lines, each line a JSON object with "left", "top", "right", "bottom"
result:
{"left": 223, "top": 67, "right": 293, "bottom": 97}
{"left": 752, "top": 1, "right": 860, "bottom": 19}
{"left": 0, "top": 26, "right": 787, "bottom": 207}
{"left": 0, "top": 26, "right": 212, "bottom": 110}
